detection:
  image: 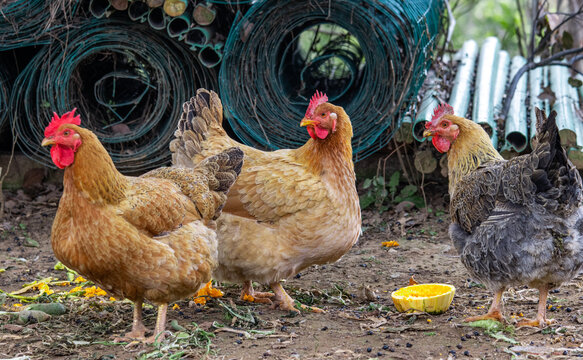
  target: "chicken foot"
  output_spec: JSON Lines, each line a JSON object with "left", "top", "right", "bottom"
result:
{"left": 240, "top": 280, "right": 274, "bottom": 304}
{"left": 114, "top": 299, "right": 148, "bottom": 342}
{"left": 145, "top": 303, "right": 169, "bottom": 344}
{"left": 517, "top": 285, "right": 554, "bottom": 328}
{"left": 464, "top": 288, "right": 505, "bottom": 323}
{"left": 270, "top": 282, "right": 325, "bottom": 313}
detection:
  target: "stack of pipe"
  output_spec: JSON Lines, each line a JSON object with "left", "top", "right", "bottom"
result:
{"left": 408, "top": 36, "right": 583, "bottom": 170}
{"left": 89, "top": 0, "right": 242, "bottom": 68}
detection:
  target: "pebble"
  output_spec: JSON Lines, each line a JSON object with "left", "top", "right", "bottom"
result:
{"left": 235, "top": 340, "right": 242, "bottom": 345}
{"left": 460, "top": 336, "right": 466, "bottom": 341}
{"left": 321, "top": 326, "right": 328, "bottom": 331}
{"left": 382, "top": 345, "right": 389, "bottom": 350}
{"left": 406, "top": 343, "right": 412, "bottom": 348}
{"left": 566, "top": 307, "right": 572, "bottom": 312}
{"left": 366, "top": 347, "right": 372, "bottom": 353}
{"left": 456, "top": 344, "right": 463, "bottom": 349}
{"left": 464, "top": 350, "right": 470, "bottom": 356}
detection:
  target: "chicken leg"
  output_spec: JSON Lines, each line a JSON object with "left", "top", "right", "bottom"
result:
{"left": 145, "top": 303, "right": 169, "bottom": 344}
{"left": 114, "top": 299, "right": 148, "bottom": 342}
{"left": 517, "top": 285, "right": 554, "bottom": 328}
{"left": 240, "top": 280, "right": 274, "bottom": 304}
{"left": 464, "top": 288, "right": 505, "bottom": 323}
{"left": 270, "top": 282, "right": 324, "bottom": 313}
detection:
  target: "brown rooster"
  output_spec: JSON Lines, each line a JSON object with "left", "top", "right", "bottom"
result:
{"left": 424, "top": 104, "right": 583, "bottom": 327}
{"left": 170, "top": 89, "right": 361, "bottom": 312}
{"left": 42, "top": 109, "right": 243, "bottom": 342}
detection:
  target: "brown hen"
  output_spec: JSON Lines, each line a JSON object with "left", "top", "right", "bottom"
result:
{"left": 42, "top": 109, "right": 243, "bottom": 342}
{"left": 170, "top": 89, "right": 361, "bottom": 312}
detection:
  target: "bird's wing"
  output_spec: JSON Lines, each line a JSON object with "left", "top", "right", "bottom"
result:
{"left": 224, "top": 153, "right": 330, "bottom": 222}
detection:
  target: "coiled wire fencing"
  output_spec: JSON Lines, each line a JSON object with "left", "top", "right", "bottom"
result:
{"left": 9, "top": 17, "right": 216, "bottom": 172}
{"left": 219, "top": 0, "right": 444, "bottom": 161}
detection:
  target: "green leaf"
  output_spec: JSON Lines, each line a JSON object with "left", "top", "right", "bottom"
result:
{"left": 362, "top": 178, "right": 372, "bottom": 189}
{"left": 376, "top": 176, "right": 385, "bottom": 186}
{"left": 467, "top": 319, "right": 504, "bottom": 332}
{"left": 359, "top": 194, "right": 375, "bottom": 210}
{"left": 489, "top": 332, "right": 519, "bottom": 344}
{"left": 399, "top": 185, "right": 418, "bottom": 198}
{"left": 24, "top": 238, "right": 39, "bottom": 248}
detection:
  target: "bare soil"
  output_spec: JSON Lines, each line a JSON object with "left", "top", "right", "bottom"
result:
{"left": 1, "top": 179, "right": 583, "bottom": 360}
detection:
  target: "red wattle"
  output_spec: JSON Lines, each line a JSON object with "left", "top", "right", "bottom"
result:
{"left": 51, "top": 145, "right": 75, "bottom": 169}
{"left": 314, "top": 126, "right": 329, "bottom": 139}
{"left": 432, "top": 135, "right": 451, "bottom": 153}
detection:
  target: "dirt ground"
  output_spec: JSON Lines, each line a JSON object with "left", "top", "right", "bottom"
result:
{"left": 1, "top": 174, "right": 583, "bottom": 360}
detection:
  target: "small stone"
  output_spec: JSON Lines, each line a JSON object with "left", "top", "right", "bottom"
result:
{"left": 473, "top": 331, "right": 480, "bottom": 336}
{"left": 566, "top": 307, "right": 572, "bottom": 312}
{"left": 321, "top": 326, "right": 328, "bottom": 331}
{"left": 382, "top": 345, "right": 389, "bottom": 350}
{"left": 460, "top": 336, "right": 466, "bottom": 341}
{"left": 464, "top": 350, "right": 470, "bottom": 356}
{"left": 366, "top": 347, "right": 372, "bottom": 353}
{"left": 366, "top": 330, "right": 373, "bottom": 335}
{"left": 295, "top": 273, "right": 301, "bottom": 279}
{"left": 456, "top": 344, "right": 463, "bottom": 349}
{"left": 377, "top": 352, "right": 383, "bottom": 356}
{"left": 235, "top": 340, "right": 242, "bottom": 344}
{"left": 406, "top": 343, "right": 412, "bottom": 348}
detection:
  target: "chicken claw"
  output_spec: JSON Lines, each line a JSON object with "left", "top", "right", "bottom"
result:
{"left": 517, "top": 286, "right": 554, "bottom": 328}
{"left": 270, "top": 282, "right": 325, "bottom": 313}
{"left": 464, "top": 289, "right": 505, "bottom": 323}
{"left": 240, "top": 280, "right": 274, "bottom": 304}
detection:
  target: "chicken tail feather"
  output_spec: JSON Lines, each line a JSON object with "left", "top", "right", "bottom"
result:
{"left": 170, "top": 88, "right": 227, "bottom": 168}
{"left": 531, "top": 107, "right": 582, "bottom": 209}
{"left": 143, "top": 147, "right": 243, "bottom": 220}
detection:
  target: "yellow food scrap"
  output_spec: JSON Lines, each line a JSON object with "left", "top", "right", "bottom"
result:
{"left": 69, "top": 286, "right": 83, "bottom": 294}
{"left": 36, "top": 282, "right": 54, "bottom": 295}
{"left": 193, "top": 281, "right": 223, "bottom": 305}
{"left": 382, "top": 241, "right": 400, "bottom": 248}
{"left": 83, "top": 286, "right": 107, "bottom": 298}
{"left": 427, "top": 318, "right": 432, "bottom": 323}
{"left": 74, "top": 276, "right": 86, "bottom": 283}
{"left": 172, "top": 304, "right": 180, "bottom": 310}
{"left": 242, "top": 294, "right": 255, "bottom": 302}
{"left": 109, "top": 297, "right": 117, "bottom": 302}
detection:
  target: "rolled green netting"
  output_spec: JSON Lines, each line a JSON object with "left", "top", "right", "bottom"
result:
{"left": 0, "top": 0, "right": 81, "bottom": 50}
{"left": 0, "top": 67, "right": 9, "bottom": 131}
{"left": 10, "top": 18, "right": 217, "bottom": 173}
{"left": 219, "top": 0, "right": 444, "bottom": 161}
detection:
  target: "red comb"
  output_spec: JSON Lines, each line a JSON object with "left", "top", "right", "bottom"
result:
{"left": 44, "top": 108, "right": 81, "bottom": 137}
{"left": 431, "top": 103, "right": 454, "bottom": 124}
{"left": 305, "top": 91, "right": 328, "bottom": 118}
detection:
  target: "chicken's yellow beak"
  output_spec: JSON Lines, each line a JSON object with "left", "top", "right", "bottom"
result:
{"left": 300, "top": 118, "right": 318, "bottom": 127}
{"left": 41, "top": 137, "right": 55, "bottom": 147}
{"left": 422, "top": 130, "right": 433, "bottom": 138}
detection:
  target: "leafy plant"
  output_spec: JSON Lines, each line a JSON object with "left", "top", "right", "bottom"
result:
{"left": 359, "top": 171, "right": 425, "bottom": 211}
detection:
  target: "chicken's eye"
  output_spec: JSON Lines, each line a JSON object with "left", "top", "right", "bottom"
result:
{"left": 321, "top": 112, "right": 326, "bottom": 117}
{"left": 63, "top": 130, "right": 71, "bottom": 136}
{"left": 441, "top": 122, "right": 448, "bottom": 128}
